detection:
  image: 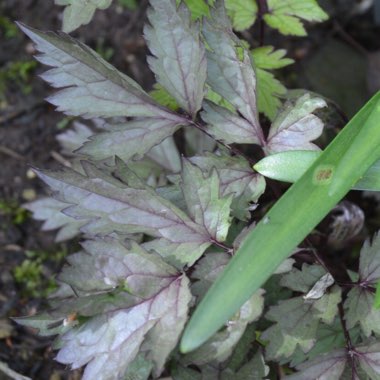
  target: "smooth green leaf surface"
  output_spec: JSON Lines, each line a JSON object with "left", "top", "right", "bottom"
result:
{"left": 181, "top": 92, "right": 380, "bottom": 352}
{"left": 255, "top": 149, "right": 380, "bottom": 191}
{"left": 145, "top": 0, "right": 206, "bottom": 117}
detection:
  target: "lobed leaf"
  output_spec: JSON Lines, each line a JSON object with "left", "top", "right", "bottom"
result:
{"left": 225, "top": 0, "right": 258, "bottom": 31}
{"left": 252, "top": 46, "right": 294, "bottom": 70}
{"left": 181, "top": 160, "right": 233, "bottom": 242}
{"left": 77, "top": 117, "right": 184, "bottom": 162}
{"left": 344, "top": 287, "right": 380, "bottom": 337}
{"left": 266, "top": 93, "right": 327, "bottom": 154}
{"left": 255, "top": 68, "right": 287, "bottom": 121}
{"left": 202, "top": 101, "right": 262, "bottom": 145}
{"left": 55, "top": 275, "right": 191, "bottom": 379}
{"left": 264, "top": 0, "right": 329, "bottom": 36}
{"left": 284, "top": 349, "right": 347, "bottom": 379}
{"left": 24, "top": 197, "right": 86, "bottom": 242}
{"left": 358, "top": 232, "right": 380, "bottom": 284}
{"left": 55, "top": 0, "right": 113, "bottom": 33}
{"left": 35, "top": 162, "right": 211, "bottom": 265}
{"left": 59, "top": 238, "right": 178, "bottom": 297}
{"left": 190, "top": 152, "right": 266, "bottom": 220}
{"left": 56, "top": 121, "right": 93, "bottom": 155}
{"left": 252, "top": 46, "right": 294, "bottom": 120}
{"left": 262, "top": 285, "right": 341, "bottom": 360}
{"left": 202, "top": 2, "right": 264, "bottom": 146}
{"left": 356, "top": 342, "right": 380, "bottom": 379}
{"left": 145, "top": 0, "right": 207, "bottom": 117}
{"left": 182, "top": 0, "right": 212, "bottom": 20}
{"left": 19, "top": 23, "right": 174, "bottom": 119}
{"left": 345, "top": 232, "right": 380, "bottom": 336}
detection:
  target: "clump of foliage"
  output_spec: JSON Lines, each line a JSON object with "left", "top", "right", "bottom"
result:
{"left": 17, "top": 1, "right": 380, "bottom": 379}
{"left": 13, "top": 249, "right": 66, "bottom": 298}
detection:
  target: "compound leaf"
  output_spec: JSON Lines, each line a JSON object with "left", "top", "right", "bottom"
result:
{"left": 252, "top": 46, "right": 294, "bottom": 70}
{"left": 77, "top": 117, "right": 184, "bottom": 161}
{"left": 55, "top": 0, "right": 112, "bottom": 33}
{"left": 202, "top": 2, "right": 264, "bottom": 145}
{"left": 225, "top": 0, "right": 258, "bottom": 31}
{"left": 266, "top": 93, "right": 327, "bottom": 154}
{"left": 24, "top": 197, "right": 86, "bottom": 242}
{"left": 35, "top": 163, "right": 211, "bottom": 266}
{"left": 59, "top": 238, "right": 178, "bottom": 297}
{"left": 19, "top": 23, "right": 172, "bottom": 119}
{"left": 181, "top": 160, "right": 233, "bottom": 242}
{"left": 256, "top": 68, "right": 287, "bottom": 121}
{"left": 264, "top": 0, "right": 329, "bottom": 36}
{"left": 55, "top": 275, "right": 191, "bottom": 380}
{"left": 145, "top": 0, "right": 207, "bottom": 117}
{"left": 284, "top": 349, "right": 347, "bottom": 379}
{"left": 252, "top": 46, "right": 294, "bottom": 120}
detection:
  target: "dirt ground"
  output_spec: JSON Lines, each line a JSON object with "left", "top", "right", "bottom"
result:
{"left": 0, "top": 1, "right": 380, "bottom": 379}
